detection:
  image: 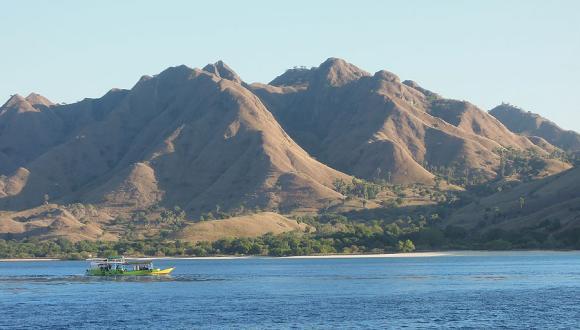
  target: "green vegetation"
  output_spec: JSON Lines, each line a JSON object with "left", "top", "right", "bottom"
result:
{"left": 426, "top": 161, "right": 488, "bottom": 187}
{"left": 2, "top": 208, "right": 575, "bottom": 259}
{"left": 397, "top": 239, "right": 415, "bottom": 252}
{"left": 419, "top": 146, "right": 571, "bottom": 189}
{"left": 333, "top": 178, "right": 381, "bottom": 200}
{"left": 496, "top": 147, "right": 569, "bottom": 181}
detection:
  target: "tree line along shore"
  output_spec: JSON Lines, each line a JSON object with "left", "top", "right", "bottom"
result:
{"left": 1, "top": 212, "right": 577, "bottom": 259}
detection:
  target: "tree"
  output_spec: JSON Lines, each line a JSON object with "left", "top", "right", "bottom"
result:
{"left": 430, "top": 213, "right": 440, "bottom": 222}
{"left": 159, "top": 206, "right": 187, "bottom": 229}
{"left": 384, "top": 223, "right": 402, "bottom": 236}
{"left": 374, "top": 167, "right": 382, "bottom": 181}
{"left": 499, "top": 148, "right": 506, "bottom": 177}
{"left": 397, "top": 239, "right": 415, "bottom": 253}
{"left": 434, "top": 176, "right": 441, "bottom": 190}
{"left": 333, "top": 179, "right": 347, "bottom": 195}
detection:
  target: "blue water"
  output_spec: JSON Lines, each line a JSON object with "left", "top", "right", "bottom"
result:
{"left": 1, "top": 252, "right": 580, "bottom": 329}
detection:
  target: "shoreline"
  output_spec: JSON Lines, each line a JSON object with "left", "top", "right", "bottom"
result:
{"left": 280, "top": 252, "right": 451, "bottom": 259}
{"left": 1, "top": 250, "right": 578, "bottom": 262}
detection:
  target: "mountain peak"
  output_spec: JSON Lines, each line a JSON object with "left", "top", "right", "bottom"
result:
{"left": 269, "top": 67, "right": 314, "bottom": 87}
{"left": 315, "top": 57, "right": 370, "bottom": 87}
{"left": 132, "top": 65, "right": 197, "bottom": 89}
{"left": 490, "top": 103, "right": 544, "bottom": 129}
{"left": 25, "top": 93, "right": 53, "bottom": 107}
{"left": 2, "top": 94, "right": 26, "bottom": 108}
{"left": 373, "top": 70, "right": 400, "bottom": 83}
{"left": 0, "top": 93, "right": 44, "bottom": 117}
{"left": 268, "top": 58, "right": 369, "bottom": 88}
{"left": 320, "top": 57, "right": 347, "bottom": 67}
{"left": 202, "top": 60, "right": 242, "bottom": 83}
{"left": 151, "top": 65, "right": 198, "bottom": 84}
{"left": 491, "top": 103, "right": 542, "bottom": 117}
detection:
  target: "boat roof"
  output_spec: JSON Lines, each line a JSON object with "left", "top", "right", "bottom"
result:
{"left": 86, "top": 257, "right": 152, "bottom": 265}
{"left": 125, "top": 259, "right": 153, "bottom": 264}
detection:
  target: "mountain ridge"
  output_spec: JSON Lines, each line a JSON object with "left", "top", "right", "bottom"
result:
{"left": 252, "top": 58, "right": 569, "bottom": 186}
{"left": 0, "top": 62, "right": 351, "bottom": 217}
{"left": 490, "top": 103, "right": 580, "bottom": 154}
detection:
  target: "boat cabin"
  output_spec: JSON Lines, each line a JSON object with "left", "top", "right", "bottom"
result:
{"left": 87, "top": 257, "right": 154, "bottom": 273}
{"left": 126, "top": 259, "right": 154, "bottom": 271}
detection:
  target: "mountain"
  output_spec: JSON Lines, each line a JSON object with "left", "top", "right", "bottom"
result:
{"left": 490, "top": 103, "right": 580, "bottom": 154}
{"left": 251, "top": 58, "right": 568, "bottom": 185}
{"left": 0, "top": 58, "right": 576, "bottom": 244}
{"left": 0, "top": 63, "right": 350, "bottom": 215}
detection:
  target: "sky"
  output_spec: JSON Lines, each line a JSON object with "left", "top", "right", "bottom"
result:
{"left": 1, "top": 0, "right": 579, "bottom": 131}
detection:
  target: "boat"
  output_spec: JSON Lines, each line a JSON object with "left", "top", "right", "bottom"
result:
{"left": 86, "top": 256, "right": 175, "bottom": 276}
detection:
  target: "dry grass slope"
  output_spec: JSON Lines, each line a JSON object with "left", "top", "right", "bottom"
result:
{"left": 174, "top": 212, "right": 310, "bottom": 242}
{"left": 0, "top": 204, "right": 115, "bottom": 242}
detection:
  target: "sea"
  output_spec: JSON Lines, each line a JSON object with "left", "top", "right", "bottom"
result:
{"left": 1, "top": 251, "right": 580, "bottom": 329}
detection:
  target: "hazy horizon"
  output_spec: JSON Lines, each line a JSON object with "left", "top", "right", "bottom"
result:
{"left": 1, "top": 0, "right": 579, "bottom": 130}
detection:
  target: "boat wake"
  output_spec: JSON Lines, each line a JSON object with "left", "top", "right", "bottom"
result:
{"left": 0, "top": 274, "right": 227, "bottom": 285}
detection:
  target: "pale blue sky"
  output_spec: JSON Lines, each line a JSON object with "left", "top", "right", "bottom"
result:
{"left": 1, "top": 1, "right": 579, "bottom": 131}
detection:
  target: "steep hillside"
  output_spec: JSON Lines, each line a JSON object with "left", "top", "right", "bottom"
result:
{"left": 0, "top": 90, "right": 128, "bottom": 176}
{"left": 490, "top": 103, "right": 580, "bottom": 153}
{"left": 0, "top": 63, "right": 350, "bottom": 215}
{"left": 0, "top": 94, "right": 63, "bottom": 174}
{"left": 446, "top": 167, "right": 580, "bottom": 231}
{"left": 251, "top": 58, "right": 567, "bottom": 185}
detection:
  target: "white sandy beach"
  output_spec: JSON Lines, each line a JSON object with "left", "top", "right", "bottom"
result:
{"left": 103, "top": 250, "right": 580, "bottom": 260}
{"left": 115, "top": 252, "right": 455, "bottom": 260}
{"left": 0, "top": 253, "right": 449, "bottom": 262}
{"left": 281, "top": 252, "right": 453, "bottom": 259}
